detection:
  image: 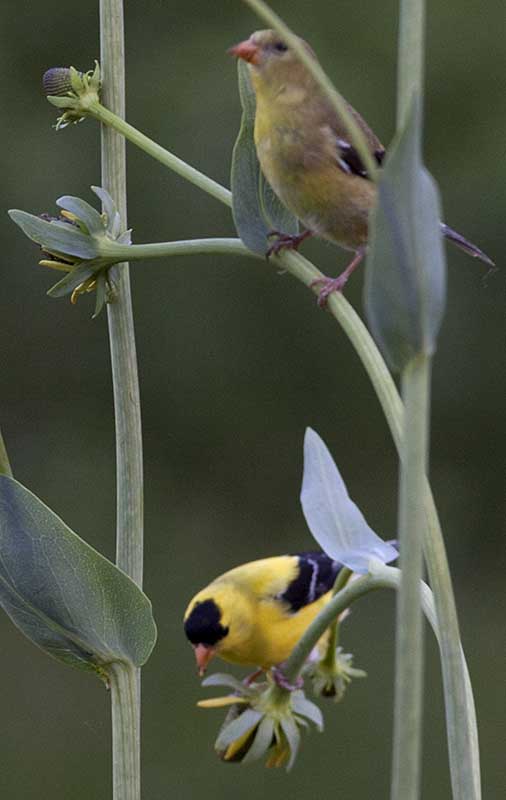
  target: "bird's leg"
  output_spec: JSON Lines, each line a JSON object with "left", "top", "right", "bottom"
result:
{"left": 271, "top": 665, "right": 304, "bottom": 692}
{"left": 266, "top": 229, "right": 313, "bottom": 258}
{"left": 243, "top": 668, "right": 265, "bottom": 686}
{"left": 311, "top": 247, "right": 366, "bottom": 308}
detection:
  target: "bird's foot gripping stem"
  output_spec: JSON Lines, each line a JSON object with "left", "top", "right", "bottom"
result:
{"left": 271, "top": 666, "right": 304, "bottom": 692}
{"left": 311, "top": 247, "right": 365, "bottom": 308}
{"left": 266, "top": 229, "right": 313, "bottom": 258}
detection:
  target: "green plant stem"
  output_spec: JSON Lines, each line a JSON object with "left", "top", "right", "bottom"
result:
{"left": 0, "top": 429, "right": 13, "bottom": 477}
{"left": 286, "top": 254, "right": 480, "bottom": 798}
{"left": 397, "top": 0, "right": 425, "bottom": 128}
{"left": 282, "top": 565, "right": 423, "bottom": 684}
{"left": 91, "top": 94, "right": 479, "bottom": 798}
{"left": 109, "top": 662, "right": 140, "bottom": 800}
{"left": 89, "top": 101, "right": 232, "bottom": 208}
{"left": 392, "top": 354, "right": 430, "bottom": 800}
{"left": 100, "top": 4, "right": 143, "bottom": 590}
{"left": 100, "top": 1, "right": 142, "bottom": 798}
{"left": 240, "top": 0, "right": 378, "bottom": 180}
{"left": 103, "top": 238, "right": 256, "bottom": 262}
{"left": 320, "top": 566, "right": 352, "bottom": 670}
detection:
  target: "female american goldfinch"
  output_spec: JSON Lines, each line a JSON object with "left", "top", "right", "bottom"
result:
{"left": 229, "top": 30, "right": 494, "bottom": 304}
{"left": 184, "top": 552, "right": 345, "bottom": 676}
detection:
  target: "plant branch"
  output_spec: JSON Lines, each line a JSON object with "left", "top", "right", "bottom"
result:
{"left": 103, "top": 237, "right": 256, "bottom": 262}
{"left": 89, "top": 101, "right": 231, "bottom": 208}
{"left": 391, "top": 354, "right": 430, "bottom": 800}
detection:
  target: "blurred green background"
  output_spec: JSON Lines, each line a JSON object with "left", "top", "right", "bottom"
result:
{"left": 1, "top": 0, "right": 504, "bottom": 797}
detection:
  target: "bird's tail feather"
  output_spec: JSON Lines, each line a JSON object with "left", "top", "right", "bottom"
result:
{"left": 441, "top": 223, "right": 495, "bottom": 267}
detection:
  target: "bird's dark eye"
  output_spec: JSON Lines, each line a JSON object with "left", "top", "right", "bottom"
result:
{"left": 273, "top": 41, "right": 288, "bottom": 53}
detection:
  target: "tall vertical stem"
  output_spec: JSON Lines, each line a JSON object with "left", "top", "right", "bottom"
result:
{"left": 397, "top": 0, "right": 425, "bottom": 128}
{"left": 391, "top": 354, "right": 430, "bottom": 799}
{"left": 100, "top": 0, "right": 144, "bottom": 589}
{"left": 100, "top": 1, "right": 143, "bottom": 797}
{"left": 109, "top": 662, "right": 140, "bottom": 800}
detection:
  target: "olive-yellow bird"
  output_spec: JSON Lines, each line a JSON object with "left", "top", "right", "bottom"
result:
{"left": 229, "top": 29, "right": 494, "bottom": 303}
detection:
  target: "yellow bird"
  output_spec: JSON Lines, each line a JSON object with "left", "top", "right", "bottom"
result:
{"left": 184, "top": 552, "right": 344, "bottom": 677}
{"left": 229, "top": 29, "right": 494, "bottom": 303}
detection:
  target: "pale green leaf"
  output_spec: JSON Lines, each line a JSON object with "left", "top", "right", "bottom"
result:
{"left": 365, "top": 95, "right": 446, "bottom": 372}
{"left": 8, "top": 210, "right": 97, "bottom": 259}
{"left": 0, "top": 476, "right": 157, "bottom": 676}
{"left": 231, "top": 60, "right": 298, "bottom": 255}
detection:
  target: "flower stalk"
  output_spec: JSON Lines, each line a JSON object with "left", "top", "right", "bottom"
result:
{"left": 392, "top": 354, "right": 429, "bottom": 800}
{"left": 99, "top": 0, "right": 143, "bottom": 798}
{"left": 109, "top": 662, "right": 141, "bottom": 800}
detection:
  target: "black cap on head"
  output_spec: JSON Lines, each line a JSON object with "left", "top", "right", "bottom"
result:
{"left": 184, "top": 598, "right": 229, "bottom": 646}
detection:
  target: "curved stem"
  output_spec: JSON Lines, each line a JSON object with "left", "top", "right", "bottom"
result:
{"left": 90, "top": 101, "right": 231, "bottom": 208}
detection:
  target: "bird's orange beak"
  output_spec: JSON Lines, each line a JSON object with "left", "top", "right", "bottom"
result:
{"left": 193, "top": 643, "right": 216, "bottom": 677}
{"left": 228, "top": 38, "right": 260, "bottom": 65}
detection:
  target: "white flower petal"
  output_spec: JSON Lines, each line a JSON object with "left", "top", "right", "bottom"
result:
{"left": 301, "top": 428, "right": 397, "bottom": 573}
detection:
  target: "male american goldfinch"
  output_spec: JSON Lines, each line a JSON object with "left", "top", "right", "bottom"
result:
{"left": 184, "top": 552, "right": 344, "bottom": 676}
{"left": 229, "top": 30, "right": 494, "bottom": 303}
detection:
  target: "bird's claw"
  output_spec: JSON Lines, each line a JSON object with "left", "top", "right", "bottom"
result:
{"left": 311, "top": 275, "right": 349, "bottom": 308}
{"left": 311, "top": 248, "right": 366, "bottom": 308}
{"left": 266, "top": 229, "right": 312, "bottom": 258}
{"left": 272, "top": 666, "right": 304, "bottom": 692}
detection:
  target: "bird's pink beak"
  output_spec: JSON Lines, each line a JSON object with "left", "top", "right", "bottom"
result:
{"left": 193, "top": 643, "right": 216, "bottom": 677}
{"left": 228, "top": 38, "right": 260, "bottom": 64}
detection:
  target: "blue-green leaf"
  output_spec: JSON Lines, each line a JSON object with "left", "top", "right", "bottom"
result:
{"left": 47, "top": 263, "right": 96, "bottom": 297}
{"left": 230, "top": 60, "right": 298, "bottom": 255}
{"left": 0, "top": 476, "right": 157, "bottom": 676}
{"left": 365, "top": 95, "right": 446, "bottom": 372}
{"left": 56, "top": 195, "right": 104, "bottom": 235}
{"left": 8, "top": 210, "right": 98, "bottom": 259}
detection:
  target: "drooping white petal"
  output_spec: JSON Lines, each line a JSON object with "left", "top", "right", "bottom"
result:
{"left": 300, "top": 428, "right": 397, "bottom": 573}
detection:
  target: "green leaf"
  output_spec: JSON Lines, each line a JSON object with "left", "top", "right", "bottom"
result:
{"left": 47, "top": 263, "right": 97, "bottom": 297}
{"left": 0, "top": 476, "right": 157, "bottom": 676}
{"left": 259, "top": 171, "right": 298, "bottom": 236}
{"left": 365, "top": 95, "right": 446, "bottom": 372}
{"left": 92, "top": 272, "right": 107, "bottom": 318}
{"left": 230, "top": 60, "right": 298, "bottom": 255}
{"left": 8, "top": 210, "right": 98, "bottom": 259}
{"left": 56, "top": 195, "right": 104, "bottom": 235}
